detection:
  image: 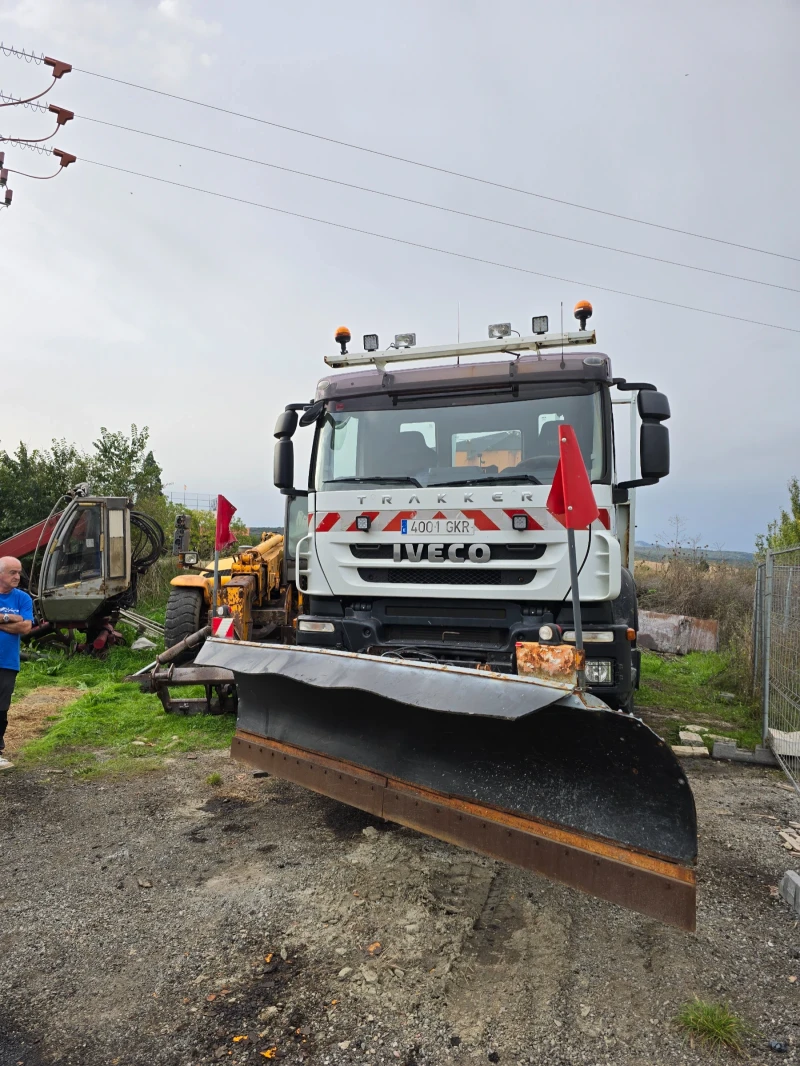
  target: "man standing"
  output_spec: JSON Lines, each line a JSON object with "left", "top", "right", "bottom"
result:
{"left": 0, "top": 557, "right": 34, "bottom": 769}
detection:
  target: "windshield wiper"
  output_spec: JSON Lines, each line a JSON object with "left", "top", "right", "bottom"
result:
{"left": 329, "top": 476, "right": 422, "bottom": 487}
{"left": 429, "top": 473, "right": 542, "bottom": 487}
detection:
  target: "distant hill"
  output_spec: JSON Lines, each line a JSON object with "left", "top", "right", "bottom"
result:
{"left": 635, "top": 543, "right": 754, "bottom": 566}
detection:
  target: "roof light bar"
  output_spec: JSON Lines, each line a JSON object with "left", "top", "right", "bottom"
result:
{"left": 324, "top": 329, "right": 597, "bottom": 369}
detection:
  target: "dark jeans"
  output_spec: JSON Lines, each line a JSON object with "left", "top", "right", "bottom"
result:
{"left": 0, "top": 667, "right": 17, "bottom": 749}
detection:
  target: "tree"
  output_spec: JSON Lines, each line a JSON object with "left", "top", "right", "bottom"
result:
{"left": 88, "top": 425, "right": 163, "bottom": 501}
{"left": 0, "top": 440, "right": 90, "bottom": 539}
{"left": 0, "top": 425, "right": 164, "bottom": 542}
{"left": 757, "top": 477, "right": 800, "bottom": 554}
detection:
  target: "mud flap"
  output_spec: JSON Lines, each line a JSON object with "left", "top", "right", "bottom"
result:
{"left": 196, "top": 640, "right": 697, "bottom": 930}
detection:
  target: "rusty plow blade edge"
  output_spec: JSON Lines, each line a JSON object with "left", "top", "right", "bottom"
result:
{"left": 197, "top": 640, "right": 698, "bottom": 931}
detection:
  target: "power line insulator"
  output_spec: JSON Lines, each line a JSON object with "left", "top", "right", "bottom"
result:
{"left": 48, "top": 104, "right": 74, "bottom": 126}
{"left": 44, "top": 57, "right": 71, "bottom": 79}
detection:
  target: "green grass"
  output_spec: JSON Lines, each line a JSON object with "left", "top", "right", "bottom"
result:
{"left": 206, "top": 772, "right": 223, "bottom": 786}
{"left": 676, "top": 999, "right": 752, "bottom": 1054}
{"left": 637, "top": 651, "right": 762, "bottom": 750}
{"left": 13, "top": 644, "right": 235, "bottom": 776}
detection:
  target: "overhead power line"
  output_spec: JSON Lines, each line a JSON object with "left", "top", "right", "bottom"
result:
{"left": 63, "top": 62, "right": 800, "bottom": 266}
{"left": 57, "top": 111, "right": 795, "bottom": 296}
{"left": 77, "top": 153, "right": 799, "bottom": 335}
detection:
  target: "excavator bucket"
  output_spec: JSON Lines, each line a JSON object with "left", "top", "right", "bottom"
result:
{"left": 196, "top": 640, "right": 697, "bottom": 931}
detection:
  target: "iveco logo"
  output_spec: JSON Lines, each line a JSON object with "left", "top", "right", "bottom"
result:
{"left": 393, "top": 543, "right": 491, "bottom": 563}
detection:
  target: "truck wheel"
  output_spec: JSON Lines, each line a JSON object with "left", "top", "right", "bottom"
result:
{"left": 164, "top": 587, "right": 205, "bottom": 662}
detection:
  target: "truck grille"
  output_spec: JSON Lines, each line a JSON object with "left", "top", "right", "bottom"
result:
{"left": 350, "top": 544, "right": 545, "bottom": 561}
{"left": 357, "top": 568, "right": 534, "bottom": 586}
{"left": 383, "top": 625, "right": 504, "bottom": 645}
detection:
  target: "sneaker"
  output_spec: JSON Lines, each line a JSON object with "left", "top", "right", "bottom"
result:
{"left": 0, "top": 756, "right": 14, "bottom": 771}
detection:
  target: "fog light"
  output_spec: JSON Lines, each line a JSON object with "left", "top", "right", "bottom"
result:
{"left": 563, "top": 630, "right": 614, "bottom": 643}
{"left": 183, "top": 551, "right": 199, "bottom": 566}
{"left": 511, "top": 513, "right": 529, "bottom": 531}
{"left": 298, "top": 620, "right": 336, "bottom": 633}
{"left": 538, "top": 624, "right": 557, "bottom": 642}
{"left": 585, "top": 659, "right": 614, "bottom": 684}
{"left": 488, "top": 322, "right": 512, "bottom": 339}
{"left": 394, "top": 333, "right": 416, "bottom": 348}
{"left": 355, "top": 514, "right": 372, "bottom": 532}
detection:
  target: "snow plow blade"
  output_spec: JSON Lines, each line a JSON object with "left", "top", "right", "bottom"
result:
{"left": 196, "top": 640, "right": 697, "bottom": 930}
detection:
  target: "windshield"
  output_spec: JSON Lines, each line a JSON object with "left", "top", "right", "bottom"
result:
{"left": 314, "top": 389, "right": 605, "bottom": 490}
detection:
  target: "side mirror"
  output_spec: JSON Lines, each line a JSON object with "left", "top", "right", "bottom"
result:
{"left": 274, "top": 409, "right": 298, "bottom": 439}
{"left": 299, "top": 399, "right": 326, "bottom": 427}
{"left": 638, "top": 390, "right": 670, "bottom": 421}
{"left": 273, "top": 438, "right": 294, "bottom": 492}
{"left": 640, "top": 422, "right": 669, "bottom": 480}
{"left": 617, "top": 390, "right": 671, "bottom": 490}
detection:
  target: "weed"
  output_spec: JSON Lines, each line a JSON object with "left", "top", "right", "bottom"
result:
{"left": 13, "top": 644, "right": 234, "bottom": 769}
{"left": 676, "top": 999, "right": 751, "bottom": 1054}
{"left": 206, "top": 772, "right": 223, "bottom": 787}
{"left": 638, "top": 652, "right": 761, "bottom": 749}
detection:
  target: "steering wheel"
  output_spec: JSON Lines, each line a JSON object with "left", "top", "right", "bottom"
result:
{"left": 514, "top": 456, "right": 559, "bottom": 474}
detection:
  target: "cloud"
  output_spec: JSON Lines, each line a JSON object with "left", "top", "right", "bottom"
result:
{"left": 156, "top": 0, "right": 220, "bottom": 39}
{"left": 0, "top": 0, "right": 222, "bottom": 82}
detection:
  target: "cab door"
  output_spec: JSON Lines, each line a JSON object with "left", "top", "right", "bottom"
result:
{"left": 39, "top": 498, "right": 131, "bottom": 624}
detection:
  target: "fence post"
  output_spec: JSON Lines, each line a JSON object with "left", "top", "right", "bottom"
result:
{"left": 752, "top": 565, "right": 762, "bottom": 695}
{"left": 762, "top": 551, "right": 774, "bottom": 744}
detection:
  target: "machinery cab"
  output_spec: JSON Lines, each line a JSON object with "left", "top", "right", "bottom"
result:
{"left": 39, "top": 496, "right": 132, "bottom": 623}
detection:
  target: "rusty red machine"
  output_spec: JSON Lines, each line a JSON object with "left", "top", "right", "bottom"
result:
{"left": 0, "top": 485, "right": 164, "bottom": 651}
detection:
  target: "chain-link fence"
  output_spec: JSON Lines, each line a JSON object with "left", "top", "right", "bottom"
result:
{"left": 753, "top": 546, "right": 800, "bottom": 793}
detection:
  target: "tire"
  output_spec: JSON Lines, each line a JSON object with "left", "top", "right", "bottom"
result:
{"left": 164, "top": 587, "right": 205, "bottom": 663}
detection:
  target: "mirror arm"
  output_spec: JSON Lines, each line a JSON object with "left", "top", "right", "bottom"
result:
{"left": 616, "top": 477, "right": 659, "bottom": 491}
{"left": 612, "top": 378, "right": 657, "bottom": 391}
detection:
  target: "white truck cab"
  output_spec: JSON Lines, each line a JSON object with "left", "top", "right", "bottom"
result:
{"left": 274, "top": 309, "right": 670, "bottom": 711}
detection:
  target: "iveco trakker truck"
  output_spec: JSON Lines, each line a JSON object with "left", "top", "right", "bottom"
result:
{"left": 195, "top": 304, "right": 695, "bottom": 930}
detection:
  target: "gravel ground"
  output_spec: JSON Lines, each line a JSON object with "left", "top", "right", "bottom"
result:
{"left": 1, "top": 751, "right": 799, "bottom": 1065}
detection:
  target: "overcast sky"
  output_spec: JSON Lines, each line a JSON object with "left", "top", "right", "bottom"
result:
{"left": 0, "top": 0, "right": 797, "bottom": 550}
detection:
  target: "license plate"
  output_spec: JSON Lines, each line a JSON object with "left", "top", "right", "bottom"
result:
{"left": 400, "top": 518, "right": 475, "bottom": 535}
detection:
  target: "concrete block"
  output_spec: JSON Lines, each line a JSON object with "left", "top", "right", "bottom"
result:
{"left": 684, "top": 724, "right": 707, "bottom": 733}
{"left": 679, "top": 730, "right": 705, "bottom": 747}
{"left": 711, "top": 740, "right": 778, "bottom": 766}
{"left": 779, "top": 870, "right": 800, "bottom": 916}
{"left": 672, "top": 745, "right": 710, "bottom": 758}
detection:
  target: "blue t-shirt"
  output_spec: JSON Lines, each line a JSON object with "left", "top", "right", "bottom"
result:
{"left": 0, "top": 588, "right": 34, "bottom": 672}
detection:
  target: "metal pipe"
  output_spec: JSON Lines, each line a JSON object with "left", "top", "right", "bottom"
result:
{"left": 567, "top": 528, "right": 585, "bottom": 691}
{"left": 628, "top": 392, "right": 637, "bottom": 571}
{"left": 157, "top": 625, "right": 212, "bottom": 666}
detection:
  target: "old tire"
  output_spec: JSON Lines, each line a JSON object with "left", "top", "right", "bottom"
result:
{"left": 164, "top": 587, "right": 205, "bottom": 662}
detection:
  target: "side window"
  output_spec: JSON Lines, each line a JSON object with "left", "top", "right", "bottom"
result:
{"left": 452, "top": 430, "right": 522, "bottom": 471}
{"left": 286, "top": 496, "right": 309, "bottom": 561}
{"left": 331, "top": 415, "right": 358, "bottom": 479}
{"left": 47, "top": 504, "right": 104, "bottom": 588}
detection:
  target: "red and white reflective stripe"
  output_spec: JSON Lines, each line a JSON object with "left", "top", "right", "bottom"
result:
{"left": 315, "top": 511, "right": 340, "bottom": 533}
{"left": 312, "top": 507, "right": 609, "bottom": 533}
{"left": 212, "top": 616, "right": 235, "bottom": 638}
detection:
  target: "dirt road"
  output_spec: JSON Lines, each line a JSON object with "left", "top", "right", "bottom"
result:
{"left": 1, "top": 754, "right": 799, "bottom": 1065}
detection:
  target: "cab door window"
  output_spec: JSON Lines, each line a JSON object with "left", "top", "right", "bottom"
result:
{"left": 49, "top": 504, "right": 104, "bottom": 588}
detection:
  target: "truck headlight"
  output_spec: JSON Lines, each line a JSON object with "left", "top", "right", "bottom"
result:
{"left": 563, "top": 630, "right": 614, "bottom": 643}
{"left": 298, "top": 620, "right": 335, "bottom": 633}
{"left": 585, "top": 659, "right": 614, "bottom": 684}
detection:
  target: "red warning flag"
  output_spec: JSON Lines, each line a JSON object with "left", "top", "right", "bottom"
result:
{"left": 545, "top": 425, "right": 599, "bottom": 530}
{"left": 215, "top": 495, "right": 237, "bottom": 551}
